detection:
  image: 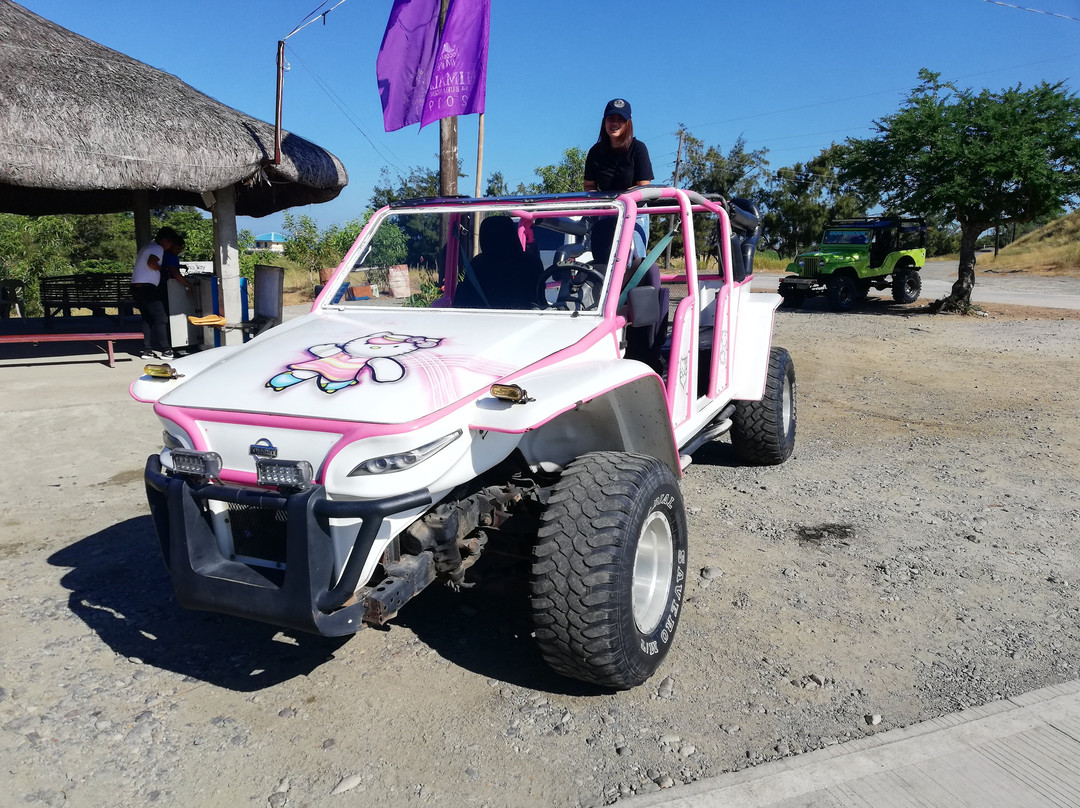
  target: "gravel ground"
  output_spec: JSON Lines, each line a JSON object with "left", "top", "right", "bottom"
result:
{"left": 2, "top": 297, "right": 1079, "bottom": 808}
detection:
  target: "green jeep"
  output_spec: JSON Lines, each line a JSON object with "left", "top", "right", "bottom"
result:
{"left": 778, "top": 217, "right": 927, "bottom": 311}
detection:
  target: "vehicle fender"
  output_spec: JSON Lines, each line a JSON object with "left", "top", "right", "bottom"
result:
{"left": 729, "top": 293, "right": 780, "bottom": 401}
{"left": 469, "top": 360, "right": 680, "bottom": 475}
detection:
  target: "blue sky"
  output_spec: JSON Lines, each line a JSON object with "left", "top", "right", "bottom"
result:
{"left": 19, "top": 0, "right": 1080, "bottom": 235}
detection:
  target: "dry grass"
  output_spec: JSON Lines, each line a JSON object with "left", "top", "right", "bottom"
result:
{"left": 985, "top": 210, "right": 1080, "bottom": 275}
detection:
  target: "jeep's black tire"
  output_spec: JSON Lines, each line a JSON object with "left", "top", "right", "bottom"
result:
{"left": 730, "top": 347, "right": 796, "bottom": 465}
{"left": 531, "top": 452, "right": 688, "bottom": 689}
{"left": 826, "top": 275, "right": 858, "bottom": 311}
{"left": 779, "top": 288, "right": 805, "bottom": 309}
{"left": 892, "top": 269, "right": 921, "bottom": 303}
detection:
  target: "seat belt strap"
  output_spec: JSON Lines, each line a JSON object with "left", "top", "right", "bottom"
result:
{"left": 458, "top": 242, "right": 491, "bottom": 308}
{"left": 619, "top": 230, "right": 676, "bottom": 307}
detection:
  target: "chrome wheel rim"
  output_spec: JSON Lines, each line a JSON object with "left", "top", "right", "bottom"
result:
{"left": 781, "top": 370, "right": 794, "bottom": 437}
{"left": 632, "top": 511, "right": 674, "bottom": 634}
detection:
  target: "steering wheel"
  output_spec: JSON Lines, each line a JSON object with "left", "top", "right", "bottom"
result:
{"left": 536, "top": 261, "right": 606, "bottom": 311}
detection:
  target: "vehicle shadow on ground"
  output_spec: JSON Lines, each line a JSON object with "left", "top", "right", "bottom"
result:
{"left": 48, "top": 517, "right": 348, "bottom": 691}
{"left": 687, "top": 439, "right": 744, "bottom": 468}
{"left": 393, "top": 552, "right": 610, "bottom": 697}
{"left": 778, "top": 295, "right": 938, "bottom": 318}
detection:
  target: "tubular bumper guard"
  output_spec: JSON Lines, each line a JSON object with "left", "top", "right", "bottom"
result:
{"left": 144, "top": 455, "right": 431, "bottom": 636}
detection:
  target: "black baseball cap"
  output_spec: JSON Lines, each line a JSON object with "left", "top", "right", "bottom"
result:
{"left": 603, "top": 98, "right": 631, "bottom": 120}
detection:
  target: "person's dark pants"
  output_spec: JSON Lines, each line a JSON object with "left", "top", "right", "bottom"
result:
{"left": 131, "top": 283, "right": 169, "bottom": 352}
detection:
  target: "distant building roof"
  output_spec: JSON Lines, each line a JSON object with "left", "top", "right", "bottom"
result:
{"left": 254, "top": 232, "right": 289, "bottom": 242}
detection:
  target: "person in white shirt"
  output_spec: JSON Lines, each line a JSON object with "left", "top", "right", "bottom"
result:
{"left": 130, "top": 227, "right": 178, "bottom": 359}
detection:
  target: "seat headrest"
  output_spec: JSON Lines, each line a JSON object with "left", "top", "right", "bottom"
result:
{"left": 479, "top": 216, "right": 522, "bottom": 255}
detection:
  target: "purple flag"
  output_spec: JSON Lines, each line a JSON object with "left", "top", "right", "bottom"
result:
{"left": 376, "top": 0, "right": 441, "bottom": 132}
{"left": 419, "top": 0, "right": 490, "bottom": 129}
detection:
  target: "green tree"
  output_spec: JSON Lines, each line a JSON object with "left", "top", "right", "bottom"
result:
{"left": 484, "top": 171, "right": 510, "bottom": 197}
{"left": 839, "top": 69, "right": 1080, "bottom": 310}
{"left": 370, "top": 165, "right": 455, "bottom": 268}
{"left": 529, "top": 147, "right": 586, "bottom": 194}
{"left": 762, "top": 145, "right": 866, "bottom": 258}
{"left": 0, "top": 214, "right": 75, "bottom": 315}
{"left": 676, "top": 128, "right": 769, "bottom": 200}
{"left": 283, "top": 211, "right": 339, "bottom": 284}
{"left": 329, "top": 211, "right": 407, "bottom": 269}
{"left": 160, "top": 208, "right": 214, "bottom": 260}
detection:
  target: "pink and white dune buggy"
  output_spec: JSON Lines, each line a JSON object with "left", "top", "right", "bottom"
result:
{"left": 134, "top": 187, "right": 795, "bottom": 689}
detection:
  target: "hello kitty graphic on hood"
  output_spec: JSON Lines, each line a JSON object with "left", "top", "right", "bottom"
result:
{"left": 267, "top": 331, "right": 442, "bottom": 394}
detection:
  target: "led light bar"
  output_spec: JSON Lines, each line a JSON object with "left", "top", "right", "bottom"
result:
{"left": 169, "top": 449, "right": 222, "bottom": 479}
{"left": 349, "top": 430, "right": 462, "bottom": 476}
{"left": 256, "top": 458, "right": 314, "bottom": 490}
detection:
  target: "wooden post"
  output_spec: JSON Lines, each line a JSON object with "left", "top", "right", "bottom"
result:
{"left": 133, "top": 190, "right": 152, "bottom": 249}
{"left": 437, "top": 0, "right": 457, "bottom": 199}
{"left": 665, "top": 131, "right": 685, "bottom": 268}
{"left": 274, "top": 40, "right": 285, "bottom": 166}
{"left": 212, "top": 185, "right": 244, "bottom": 346}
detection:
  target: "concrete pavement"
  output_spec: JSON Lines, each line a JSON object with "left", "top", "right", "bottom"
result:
{"left": 625, "top": 680, "right": 1080, "bottom": 808}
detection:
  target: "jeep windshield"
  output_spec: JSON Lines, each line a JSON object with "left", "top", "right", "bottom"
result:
{"left": 822, "top": 229, "right": 870, "bottom": 245}
{"left": 323, "top": 199, "right": 627, "bottom": 314}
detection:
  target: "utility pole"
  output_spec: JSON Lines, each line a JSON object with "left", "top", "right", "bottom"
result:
{"left": 665, "top": 130, "right": 685, "bottom": 268}
{"left": 438, "top": 0, "right": 457, "bottom": 198}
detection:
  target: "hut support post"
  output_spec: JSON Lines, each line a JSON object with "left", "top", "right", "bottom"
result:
{"left": 211, "top": 185, "right": 244, "bottom": 346}
{"left": 133, "top": 191, "right": 152, "bottom": 249}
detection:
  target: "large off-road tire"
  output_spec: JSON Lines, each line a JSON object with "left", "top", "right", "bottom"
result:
{"left": 531, "top": 452, "right": 688, "bottom": 689}
{"left": 892, "top": 269, "right": 921, "bottom": 303}
{"left": 730, "top": 347, "right": 796, "bottom": 465}
{"left": 825, "top": 275, "right": 858, "bottom": 311}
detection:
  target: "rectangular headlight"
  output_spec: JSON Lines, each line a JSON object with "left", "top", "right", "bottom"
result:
{"left": 256, "top": 459, "right": 314, "bottom": 490}
{"left": 169, "top": 449, "right": 222, "bottom": 479}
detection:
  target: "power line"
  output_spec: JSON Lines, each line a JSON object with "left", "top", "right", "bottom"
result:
{"left": 980, "top": 0, "right": 1080, "bottom": 22}
{"left": 648, "top": 50, "right": 1080, "bottom": 141}
{"left": 284, "top": 44, "right": 408, "bottom": 176}
{"left": 285, "top": 0, "right": 351, "bottom": 40}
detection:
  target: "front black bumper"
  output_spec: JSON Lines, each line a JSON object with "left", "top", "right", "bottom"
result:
{"left": 144, "top": 455, "right": 431, "bottom": 636}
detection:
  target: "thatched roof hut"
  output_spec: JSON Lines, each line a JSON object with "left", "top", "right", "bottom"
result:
{"left": 0, "top": 1, "right": 348, "bottom": 217}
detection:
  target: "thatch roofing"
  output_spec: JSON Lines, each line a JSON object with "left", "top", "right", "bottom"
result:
{"left": 0, "top": 1, "right": 348, "bottom": 217}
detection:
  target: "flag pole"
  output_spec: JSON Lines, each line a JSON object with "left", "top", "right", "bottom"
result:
{"left": 474, "top": 113, "right": 485, "bottom": 198}
{"left": 473, "top": 112, "right": 485, "bottom": 254}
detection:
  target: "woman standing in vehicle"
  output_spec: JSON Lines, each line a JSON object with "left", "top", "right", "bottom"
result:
{"left": 583, "top": 98, "right": 653, "bottom": 255}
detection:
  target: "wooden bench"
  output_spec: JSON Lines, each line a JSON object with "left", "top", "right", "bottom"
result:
{"left": 0, "top": 332, "right": 144, "bottom": 367}
{"left": 40, "top": 273, "right": 135, "bottom": 321}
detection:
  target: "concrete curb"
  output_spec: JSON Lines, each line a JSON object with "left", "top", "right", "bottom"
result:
{"left": 623, "top": 680, "right": 1080, "bottom": 807}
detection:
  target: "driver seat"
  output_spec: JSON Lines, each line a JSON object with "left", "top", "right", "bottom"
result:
{"left": 455, "top": 216, "right": 544, "bottom": 309}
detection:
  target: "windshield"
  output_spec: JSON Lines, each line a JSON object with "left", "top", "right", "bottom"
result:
{"left": 822, "top": 229, "right": 870, "bottom": 245}
{"left": 325, "top": 202, "right": 624, "bottom": 313}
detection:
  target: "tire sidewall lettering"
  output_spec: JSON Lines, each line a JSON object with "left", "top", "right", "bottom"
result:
{"left": 631, "top": 482, "right": 687, "bottom": 657}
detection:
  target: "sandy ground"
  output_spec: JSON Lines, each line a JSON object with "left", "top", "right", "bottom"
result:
{"left": 1, "top": 296, "right": 1078, "bottom": 807}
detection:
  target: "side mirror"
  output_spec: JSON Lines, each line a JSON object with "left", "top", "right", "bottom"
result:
{"left": 627, "top": 286, "right": 659, "bottom": 328}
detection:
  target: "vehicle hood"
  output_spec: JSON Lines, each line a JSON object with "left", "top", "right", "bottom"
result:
{"left": 157, "top": 310, "right": 600, "bottom": 424}
{"left": 800, "top": 245, "right": 865, "bottom": 260}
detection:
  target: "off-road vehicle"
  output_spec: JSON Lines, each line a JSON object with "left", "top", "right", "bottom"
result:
{"left": 778, "top": 217, "right": 927, "bottom": 311}
{"left": 133, "top": 188, "right": 796, "bottom": 689}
